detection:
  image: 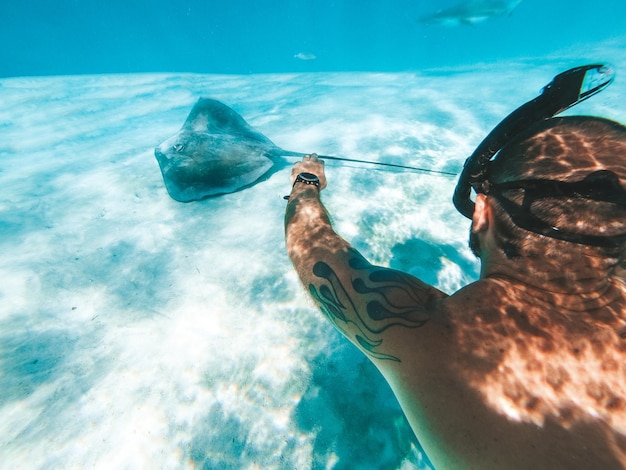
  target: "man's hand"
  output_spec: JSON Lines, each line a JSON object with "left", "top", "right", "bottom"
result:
{"left": 290, "top": 154, "right": 328, "bottom": 190}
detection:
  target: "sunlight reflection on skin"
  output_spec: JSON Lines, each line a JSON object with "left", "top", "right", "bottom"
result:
{"left": 453, "top": 275, "right": 626, "bottom": 427}
{"left": 285, "top": 155, "right": 352, "bottom": 283}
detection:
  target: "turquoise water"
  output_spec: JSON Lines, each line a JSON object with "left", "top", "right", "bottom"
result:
{"left": 1, "top": 2, "right": 625, "bottom": 469}
{"left": 2, "top": 0, "right": 626, "bottom": 76}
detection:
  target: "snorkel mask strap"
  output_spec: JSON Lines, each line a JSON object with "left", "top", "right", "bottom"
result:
{"left": 486, "top": 170, "right": 626, "bottom": 248}
{"left": 453, "top": 64, "right": 615, "bottom": 219}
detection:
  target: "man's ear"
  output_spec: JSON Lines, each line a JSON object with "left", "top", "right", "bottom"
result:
{"left": 472, "top": 194, "right": 490, "bottom": 233}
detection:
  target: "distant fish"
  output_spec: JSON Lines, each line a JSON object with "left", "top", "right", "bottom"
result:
{"left": 294, "top": 52, "right": 317, "bottom": 61}
{"left": 419, "top": 0, "right": 523, "bottom": 26}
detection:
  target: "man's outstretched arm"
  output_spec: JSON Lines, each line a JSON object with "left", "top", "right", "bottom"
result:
{"left": 284, "top": 155, "right": 448, "bottom": 363}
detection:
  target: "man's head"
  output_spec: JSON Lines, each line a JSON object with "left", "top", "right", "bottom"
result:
{"left": 469, "top": 116, "right": 626, "bottom": 260}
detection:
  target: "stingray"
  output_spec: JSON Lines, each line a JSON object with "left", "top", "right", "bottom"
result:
{"left": 154, "top": 98, "right": 455, "bottom": 202}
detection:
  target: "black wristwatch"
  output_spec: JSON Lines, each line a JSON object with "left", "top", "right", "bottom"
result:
{"left": 293, "top": 172, "right": 320, "bottom": 187}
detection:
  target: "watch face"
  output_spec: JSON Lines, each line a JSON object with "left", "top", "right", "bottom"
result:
{"left": 299, "top": 172, "right": 319, "bottom": 182}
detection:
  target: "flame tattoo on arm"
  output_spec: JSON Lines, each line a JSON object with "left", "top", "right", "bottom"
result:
{"left": 308, "top": 249, "right": 434, "bottom": 362}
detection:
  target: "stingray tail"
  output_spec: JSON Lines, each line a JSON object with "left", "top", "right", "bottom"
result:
{"left": 282, "top": 153, "right": 456, "bottom": 176}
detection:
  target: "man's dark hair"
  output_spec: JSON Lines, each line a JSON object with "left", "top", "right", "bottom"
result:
{"left": 483, "top": 116, "right": 626, "bottom": 259}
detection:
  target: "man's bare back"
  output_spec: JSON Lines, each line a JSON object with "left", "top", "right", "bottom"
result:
{"left": 399, "top": 278, "right": 626, "bottom": 469}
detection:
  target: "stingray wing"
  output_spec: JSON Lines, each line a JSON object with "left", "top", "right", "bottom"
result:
{"left": 183, "top": 98, "right": 278, "bottom": 147}
{"left": 155, "top": 101, "right": 288, "bottom": 202}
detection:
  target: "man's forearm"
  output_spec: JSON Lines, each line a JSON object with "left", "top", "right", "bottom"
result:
{"left": 284, "top": 184, "right": 352, "bottom": 286}
{"left": 285, "top": 183, "right": 387, "bottom": 356}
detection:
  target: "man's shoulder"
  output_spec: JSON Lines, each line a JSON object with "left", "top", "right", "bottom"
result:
{"left": 440, "top": 275, "right": 626, "bottom": 334}
{"left": 442, "top": 278, "right": 511, "bottom": 310}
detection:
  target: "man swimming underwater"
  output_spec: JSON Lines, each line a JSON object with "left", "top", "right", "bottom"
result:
{"left": 284, "top": 65, "right": 626, "bottom": 469}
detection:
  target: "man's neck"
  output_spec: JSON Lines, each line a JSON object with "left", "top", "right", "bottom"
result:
{"left": 480, "top": 247, "right": 624, "bottom": 311}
